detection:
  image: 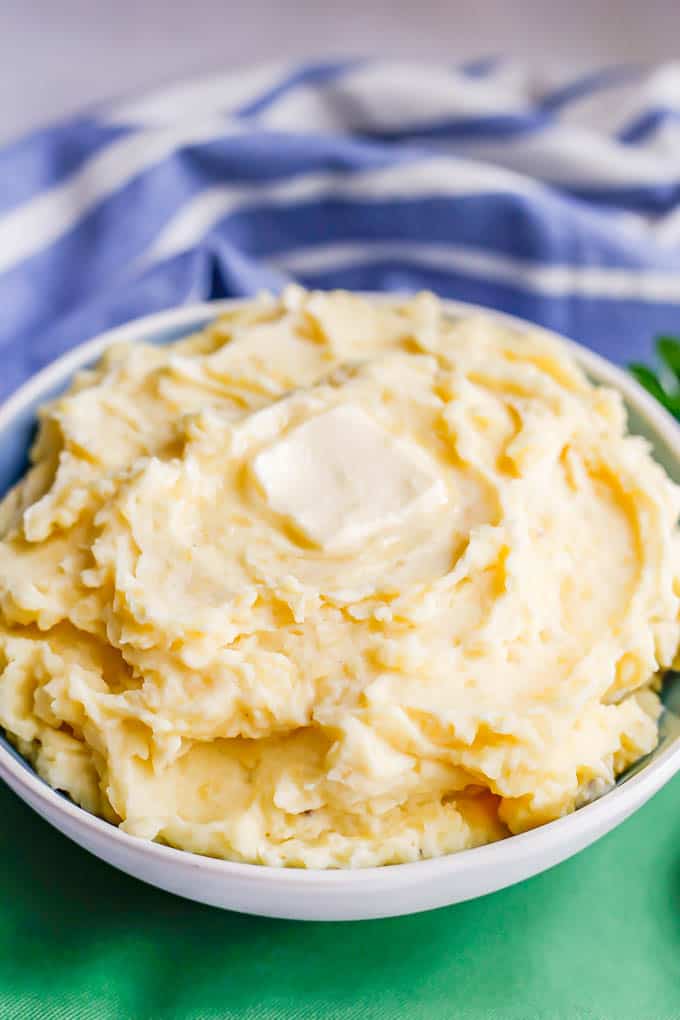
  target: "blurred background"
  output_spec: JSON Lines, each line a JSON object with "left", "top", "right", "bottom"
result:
{"left": 3, "top": 0, "right": 680, "bottom": 143}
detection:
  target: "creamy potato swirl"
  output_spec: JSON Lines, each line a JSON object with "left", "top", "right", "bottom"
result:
{"left": 0, "top": 288, "right": 677, "bottom": 867}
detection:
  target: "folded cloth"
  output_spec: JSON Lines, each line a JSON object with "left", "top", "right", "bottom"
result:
{"left": 3, "top": 59, "right": 680, "bottom": 404}
{"left": 1, "top": 61, "right": 680, "bottom": 1020}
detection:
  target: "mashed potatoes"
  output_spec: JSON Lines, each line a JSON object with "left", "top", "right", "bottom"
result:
{"left": 0, "top": 288, "right": 678, "bottom": 867}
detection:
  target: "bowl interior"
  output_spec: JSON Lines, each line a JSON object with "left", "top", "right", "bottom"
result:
{"left": 0, "top": 307, "right": 679, "bottom": 797}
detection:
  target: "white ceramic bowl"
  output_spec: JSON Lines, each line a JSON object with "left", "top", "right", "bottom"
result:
{"left": 1, "top": 297, "right": 680, "bottom": 922}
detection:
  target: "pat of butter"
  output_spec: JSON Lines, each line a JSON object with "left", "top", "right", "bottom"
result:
{"left": 252, "top": 404, "right": 447, "bottom": 550}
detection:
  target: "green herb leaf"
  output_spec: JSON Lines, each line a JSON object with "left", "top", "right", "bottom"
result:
{"left": 656, "top": 336, "right": 680, "bottom": 382}
{"left": 629, "top": 363, "right": 674, "bottom": 408}
{"left": 629, "top": 335, "right": 680, "bottom": 420}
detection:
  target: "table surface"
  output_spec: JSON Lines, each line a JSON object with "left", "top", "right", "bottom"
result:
{"left": 2, "top": 773, "right": 679, "bottom": 1020}
{"left": 2, "top": 0, "right": 680, "bottom": 144}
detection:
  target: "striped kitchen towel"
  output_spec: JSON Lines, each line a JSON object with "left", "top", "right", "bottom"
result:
{"left": 3, "top": 58, "right": 680, "bottom": 401}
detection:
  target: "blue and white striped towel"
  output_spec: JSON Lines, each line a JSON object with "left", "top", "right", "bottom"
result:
{"left": 3, "top": 58, "right": 680, "bottom": 401}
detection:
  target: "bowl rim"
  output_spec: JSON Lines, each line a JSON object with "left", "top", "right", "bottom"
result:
{"left": 2, "top": 293, "right": 680, "bottom": 886}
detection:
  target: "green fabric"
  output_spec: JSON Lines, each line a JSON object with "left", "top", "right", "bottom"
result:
{"left": 1, "top": 776, "right": 679, "bottom": 1020}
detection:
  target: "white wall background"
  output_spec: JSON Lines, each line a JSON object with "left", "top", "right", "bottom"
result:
{"left": 2, "top": 0, "right": 679, "bottom": 142}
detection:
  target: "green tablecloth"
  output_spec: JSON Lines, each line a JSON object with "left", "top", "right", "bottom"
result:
{"left": 2, "top": 774, "right": 679, "bottom": 1020}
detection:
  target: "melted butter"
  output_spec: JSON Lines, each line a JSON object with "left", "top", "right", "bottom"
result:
{"left": 252, "top": 404, "right": 447, "bottom": 551}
